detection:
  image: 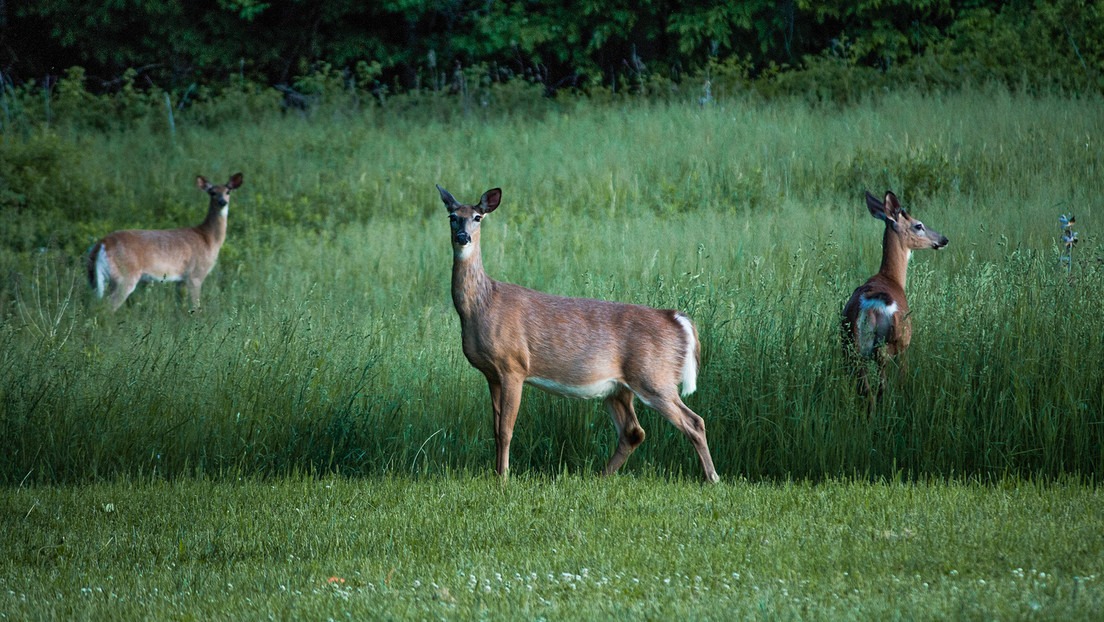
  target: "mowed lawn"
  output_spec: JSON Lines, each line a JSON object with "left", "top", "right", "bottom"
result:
{"left": 1, "top": 475, "right": 1101, "bottom": 619}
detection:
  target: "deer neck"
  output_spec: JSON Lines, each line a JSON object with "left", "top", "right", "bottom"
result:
{"left": 878, "top": 225, "right": 912, "bottom": 290}
{"left": 198, "top": 205, "right": 228, "bottom": 246}
{"left": 451, "top": 240, "right": 493, "bottom": 320}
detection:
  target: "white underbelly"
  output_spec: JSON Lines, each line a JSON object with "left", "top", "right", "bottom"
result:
{"left": 141, "top": 271, "right": 184, "bottom": 282}
{"left": 526, "top": 376, "right": 620, "bottom": 399}
{"left": 140, "top": 272, "right": 185, "bottom": 283}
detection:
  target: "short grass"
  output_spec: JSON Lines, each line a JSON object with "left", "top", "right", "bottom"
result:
{"left": 2, "top": 475, "right": 1101, "bottom": 620}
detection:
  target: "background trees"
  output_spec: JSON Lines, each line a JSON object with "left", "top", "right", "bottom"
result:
{"left": 2, "top": 0, "right": 1101, "bottom": 96}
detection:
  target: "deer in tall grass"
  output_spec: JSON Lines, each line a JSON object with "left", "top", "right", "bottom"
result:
{"left": 841, "top": 190, "right": 948, "bottom": 404}
{"left": 437, "top": 185, "right": 719, "bottom": 483}
{"left": 88, "top": 173, "right": 243, "bottom": 310}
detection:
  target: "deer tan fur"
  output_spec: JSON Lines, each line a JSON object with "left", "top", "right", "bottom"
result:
{"left": 438, "top": 185, "right": 719, "bottom": 482}
{"left": 841, "top": 190, "right": 948, "bottom": 403}
{"left": 88, "top": 173, "right": 243, "bottom": 310}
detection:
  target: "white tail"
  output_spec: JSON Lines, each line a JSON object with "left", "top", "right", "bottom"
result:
{"left": 841, "top": 190, "right": 948, "bottom": 402}
{"left": 87, "top": 173, "right": 243, "bottom": 310}
{"left": 437, "top": 184, "right": 719, "bottom": 482}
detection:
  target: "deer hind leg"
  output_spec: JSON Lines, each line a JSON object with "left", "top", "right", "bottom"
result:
{"left": 487, "top": 375, "right": 524, "bottom": 479}
{"left": 843, "top": 328, "right": 873, "bottom": 401}
{"left": 108, "top": 273, "right": 140, "bottom": 311}
{"left": 849, "top": 349, "right": 872, "bottom": 399}
{"left": 874, "top": 348, "right": 890, "bottom": 403}
{"left": 853, "top": 309, "right": 892, "bottom": 410}
{"left": 857, "top": 367, "right": 872, "bottom": 399}
{"left": 849, "top": 349, "right": 884, "bottom": 414}
{"left": 632, "top": 385, "right": 719, "bottom": 483}
{"left": 601, "top": 387, "right": 645, "bottom": 476}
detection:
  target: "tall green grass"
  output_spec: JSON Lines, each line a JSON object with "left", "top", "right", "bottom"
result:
{"left": 1, "top": 86, "right": 1101, "bottom": 483}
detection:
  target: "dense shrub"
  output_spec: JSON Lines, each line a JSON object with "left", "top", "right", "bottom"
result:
{"left": 3, "top": 0, "right": 1101, "bottom": 104}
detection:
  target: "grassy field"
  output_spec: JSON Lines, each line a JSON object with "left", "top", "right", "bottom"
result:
{"left": 2, "top": 475, "right": 1102, "bottom": 619}
{"left": 1, "top": 85, "right": 1101, "bottom": 483}
{"left": 1, "top": 85, "right": 1102, "bottom": 617}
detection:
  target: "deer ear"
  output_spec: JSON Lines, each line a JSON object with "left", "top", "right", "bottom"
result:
{"left": 883, "top": 191, "right": 902, "bottom": 218}
{"left": 197, "top": 176, "right": 210, "bottom": 191}
{"left": 865, "top": 191, "right": 887, "bottom": 221}
{"left": 480, "top": 188, "right": 502, "bottom": 214}
{"left": 437, "top": 184, "right": 459, "bottom": 211}
{"left": 228, "top": 173, "right": 243, "bottom": 190}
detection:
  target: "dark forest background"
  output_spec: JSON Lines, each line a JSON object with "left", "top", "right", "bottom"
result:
{"left": 1, "top": 1, "right": 1101, "bottom": 100}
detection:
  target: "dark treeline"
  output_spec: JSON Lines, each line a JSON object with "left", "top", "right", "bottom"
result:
{"left": 1, "top": 1, "right": 1102, "bottom": 98}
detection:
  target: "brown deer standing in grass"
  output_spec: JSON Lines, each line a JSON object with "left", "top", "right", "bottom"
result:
{"left": 841, "top": 190, "right": 948, "bottom": 404}
{"left": 88, "top": 173, "right": 243, "bottom": 310}
{"left": 437, "top": 185, "right": 720, "bottom": 483}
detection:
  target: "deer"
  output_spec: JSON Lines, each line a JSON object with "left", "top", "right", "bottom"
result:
{"left": 841, "top": 190, "right": 948, "bottom": 404}
{"left": 88, "top": 173, "right": 243, "bottom": 311}
{"left": 437, "top": 185, "right": 720, "bottom": 483}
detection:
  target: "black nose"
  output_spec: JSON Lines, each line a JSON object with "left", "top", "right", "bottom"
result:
{"left": 935, "top": 236, "right": 949, "bottom": 249}
{"left": 455, "top": 231, "right": 470, "bottom": 245}
{"left": 218, "top": 198, "right": 228, "bottom": 207}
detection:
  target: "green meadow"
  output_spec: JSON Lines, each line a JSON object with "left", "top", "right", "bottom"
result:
{"left": 2, "top": 85, "right": 1103, "bottom": 617}
{"left": 1, "top": 476, "right": 1101, "bottom": 619}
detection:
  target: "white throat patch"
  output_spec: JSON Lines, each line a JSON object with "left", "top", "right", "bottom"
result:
{"left": 454, "top": 244, "right": 474, "bottom": 260}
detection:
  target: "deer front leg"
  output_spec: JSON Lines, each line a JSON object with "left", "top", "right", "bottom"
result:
{"left": 487, "top": 375, "right": 524, "bottom": 479}
{"left": 894, "top": 348, "right": 911, "bottom": 387}
{"left": 186, "top": 276, "right": 204, "bottom": 310}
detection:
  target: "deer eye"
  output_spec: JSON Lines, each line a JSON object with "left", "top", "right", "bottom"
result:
{"left": 913, "top": 223, "right": 925, "bottom": 232}
{"left": 473, "top": 214, "right": 482, "bottom": 222}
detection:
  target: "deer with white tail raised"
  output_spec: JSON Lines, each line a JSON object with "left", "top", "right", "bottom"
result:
{"left": 88, "top": 173, "right": 243, "bottom": 310}
{"left": 842, "top": 190, "right": 948, "bottom": 403}
{"left": 437, "top": 185, "right": 719, "bottom": 483}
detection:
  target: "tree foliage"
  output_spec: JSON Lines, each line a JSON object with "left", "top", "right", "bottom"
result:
{"left": 0, "top": 0, "right": 1101, "bottom": 96}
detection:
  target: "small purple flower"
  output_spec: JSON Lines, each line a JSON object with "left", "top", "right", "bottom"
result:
{"left": 1058, "top": 213, "right": 1080, "bottom": 273}
{"left": 1062, "top": 229, "right": 1079, "bottom": 249}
